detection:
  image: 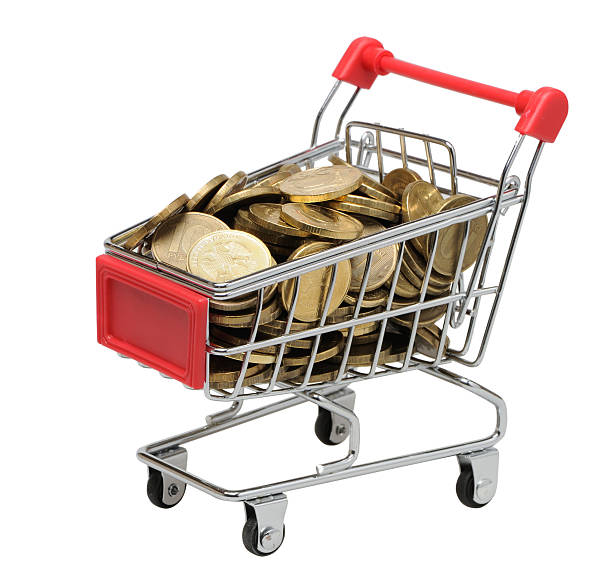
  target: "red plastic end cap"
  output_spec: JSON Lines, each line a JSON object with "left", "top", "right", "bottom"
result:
{"left": 515, "top": 87, "right": 568, "bottom": 143}
{"left": 96, "top": 255, "right": 208, "bottom": 389}
{"left": 332, "top": 37, "right": 394, "bottom": 89}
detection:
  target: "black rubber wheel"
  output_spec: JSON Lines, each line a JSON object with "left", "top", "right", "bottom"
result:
{"left": 242, "top": 516, "right": 285, "bottom": 556}
{"left": 147, "top": 468, "right": 183, "bottom": 509}
{"left": 314, "top": 408, "right": 341, "bottom": 446}
{"left": 456, "top": 467, "right": 487, "bottom": 509}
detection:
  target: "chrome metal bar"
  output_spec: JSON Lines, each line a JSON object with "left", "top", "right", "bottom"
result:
{"left": 334, "top": 86, "right": 361, "bottom": 139}
{"left": 137, "top": 366, "right": 505, "bottom": 502}
{"left": 296, "top": 390, "right": 360, "bottom": 474}
{"left": 435, "top": 220, "right": 470, "bottom": 365}
{"left": 229, "top": 287, "right": 264, "bottom": 398}
{"left": 454, "top": 141, "right": 544, "bottom": 366}
{"left": 354, "top": 131, "right": 374, "bottom": 167}
{"left": 299, "top": 262, "right": 339, "bottom": 388}
{"left": 266, "top": 275, "right": 302, "bottom": 393}
{"left": 206, "top": 401, "right": 243, "bottom": 426}
{"left": 401, "top": 231, "right": 440, "bottom": 372}
{"left": 456, "top": 134, "right": 525, "bottom": 325}
{"left": 335, "top": 251, "right": 374, "bottom": 382}
{"left": 106, "top": 195, "right": 520, "bottom": 299}
{"left": 346, "top": 122, "right": 459, "bottom": 194}
{"left": 311, "top": 80, "right": 341, "bottom": 147}
{"left": 348, "top": 140, "right": 498, "bottom": 186}
{"left": 375, "top": 128, "right": 384, "bottom": 183}
{"left": 368, "top": 241, "right": 406, "bottom": 376}
{"left": 208, "top": 287, "right": 498, "bottom": 358}
{"left": 400, "top": 135, "right": 408, "bottom": 168}
{"left": 424, "top": 140, "right": 436, "bottom": 186}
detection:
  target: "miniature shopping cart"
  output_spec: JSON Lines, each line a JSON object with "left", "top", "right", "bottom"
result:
{"left": 96, "top": 37, "right": 567, "bottom": 555}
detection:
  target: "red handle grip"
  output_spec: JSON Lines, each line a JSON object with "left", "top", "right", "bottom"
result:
{"left": 333, "top": 37, "right": 568, "bottom": 143}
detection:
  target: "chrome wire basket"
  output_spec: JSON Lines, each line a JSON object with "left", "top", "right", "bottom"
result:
{"left": 96, "top": 37, "right": 567, "bottom": 555}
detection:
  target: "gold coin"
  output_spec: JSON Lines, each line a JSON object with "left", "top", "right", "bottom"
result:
{"left": 151, "top": 212, "right": 229, "bottom": 270}
{"left": 282, "top": 331, "right": 344, "bottom": 366}
{"left": 111, "top": 224, "right": 142, "bottom": 245}
{"left": 216, "top": 343, "right": 278, "bottom": 364}
{"left": 360, "top": 175, "right": 399, "bottom": 204}
{"left": 279, "top": 165, "right": 362, "bottom": 202}
{"left": 125, "top": 194, "right": 189, "bottom": 250}
{"left": 347, "top": 218, "right": 398, "bottom": 292}
{"left": 260, "top": 319, "right": 316, "bottom": 349}
{"left": 283, "top": 362, "right": 340, "bottom": 386}
{"left": 187, "top": 230, "right": 273, "bottom": 282}
{"left": 326, "top": 200, "right": 399, "bottom": 223}
{"left": 344, "top": 288, "right": 389, "bottom": 308}
{"left": 208, "top": 359, "right": 272, "bottom": 390}
{"left": 341, "top": 320, "right": 380, "bottom": 337}
{"left": 186, "top": 174, "right": 228, "bottom": 212}
{"left": 426, "top": 194, "right": 488, "bottom": 276}
{"left": 349, "top": 330, "right": 384, "bottom": 345}
{"left": 402, "top": 242, "right": 453, "bottom": 288}
{"left": 402, "top": 180, "right": 444, "bottom": 255}
{"left": 383, "top": 327, "right": 449, "bottom": 362}
{"left": 385, "top": 269, "right": 420, "bottom": 299}
{"left": 328, "top": 154, "right": 351, "bottom": 167}
{"left": 208, "top": 357, "right": 266, "bottom": 381}
{"left": 248, "top": 203, "right": 311, "bottom": 237}
{"left": 275, "top": 366, "right": 306, "bottom": 382}
{"left": 251, "top": 170, "right": 292, "bottom": 189}
{"left": 280, "top": 203, "right": 364, "bottom": 240}
{"left": 400, "top": 244, "right": 452, "bottom": 296}
{"left": 209, "top": 326, "right": 277, "bottom": 354}
{"left": 415, "top": 325, "right": 450, "bottom": 359}
{"left": 278, "top": 163, "right": 302, "bottom": 174}
{"left": 391, "top": 301, "right": 447, "bottom": 327}
{"left": 337, "top": 194, "right": 401, "bottom": 215}
{"left": 279, "top": 241, "right": 352, "bottom": 322}
{"left": 328, "top": 304, "right": 383, "bottom": 337}
{"left": 327, "top": 304, "right": 383, "bottom": 320}
{"left": 208, "top": 283, "right": 277, "bottom": 312}
{"left": 234, "top": 208, "right": 302, "bottom": 247}
{"left": 209, "top": 298, "right": 282, "bottom": 328}
{"left": 403, "top": 180, "right": 444, "bottom": 222}
{"left": 206, "top": 184, "right": 281, "bottom": 217}
{"left": 203, "top": 171, "right": 247, "bottom": 214}
{"left": 383, "top": 168, "right": 422, "bottom": 200}
{"left": 331, "top": 337, "right": 391, "bottom": 366}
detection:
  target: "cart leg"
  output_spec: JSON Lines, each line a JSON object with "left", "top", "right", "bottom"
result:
{"left": 456, "top": 448, "right": 499, "bottom": 508}
{"left": 146, "top": 446, "right": 188, "bottom": 509}
{"left": 313, "top": 387, "right": 356, "bottom": 446}
{"left": 205, "top": 401, "right": 243, "bottom": 426}
{"left": 242, "top": 493, "right": 288, "bottom": 556}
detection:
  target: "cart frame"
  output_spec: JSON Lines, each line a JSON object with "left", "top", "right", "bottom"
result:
{"left": 97, "top": 37, "right": 566, "bottom": 555}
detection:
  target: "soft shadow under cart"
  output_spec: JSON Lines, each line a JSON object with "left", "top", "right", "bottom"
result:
{"left": 96, "top": 38, "right": 567, "bottom": 555}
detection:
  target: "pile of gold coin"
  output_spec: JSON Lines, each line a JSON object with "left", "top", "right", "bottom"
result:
{"left": 123, "top": 157, "right": 487, "bottom": 390}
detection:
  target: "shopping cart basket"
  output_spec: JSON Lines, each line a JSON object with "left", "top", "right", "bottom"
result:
{"left": 96, "top": 37, "right": 567, "bottom": 555}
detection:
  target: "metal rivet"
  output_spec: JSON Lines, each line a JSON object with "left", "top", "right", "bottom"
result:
{"left": 260, "top": 528, "right": 282, "bottom": 551}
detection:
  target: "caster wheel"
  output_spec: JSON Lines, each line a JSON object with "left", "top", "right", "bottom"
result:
{"left": 456, "top": 467, "right": 487, "bottom": 509}
{"left": 147, "top": 468, "right": 185, "bottom": 509}
{"left": 314, "top": 408, "right": 343, "bottom": 446}
{"left": 242, "top": 517, "right": 285, "bottom": 556}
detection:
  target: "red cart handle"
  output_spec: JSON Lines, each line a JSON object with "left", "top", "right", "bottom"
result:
{"left": 333, "top": 37, "right": 568, "bottom": 143}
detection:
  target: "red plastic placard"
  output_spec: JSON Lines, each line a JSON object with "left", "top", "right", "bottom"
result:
{"left": 96, "top": 255, "right": 208, "bottom": 389}
{"left": 333, "top": 37, "right": 568, "bottom": 142}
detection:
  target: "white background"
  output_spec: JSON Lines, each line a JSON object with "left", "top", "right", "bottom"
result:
{"left": 1, "top": 1, "right": 610, "bottom": 566}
